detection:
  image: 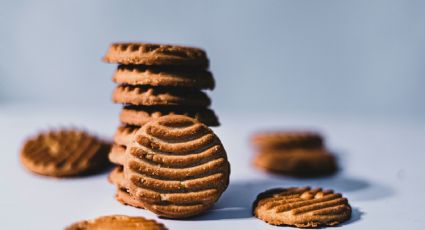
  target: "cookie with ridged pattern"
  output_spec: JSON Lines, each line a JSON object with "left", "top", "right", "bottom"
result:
{"left": 120, "top": 105, "right": 219, "bottom": 127}
{"left": 65, "top": 215, "right": 167, "bottom": 230}
{"left": 113, "top": 85, "right": 211, "bottom": 107}
{"left": 103, "top": 42, "right": 209, "bottom": 68}
{"left": 124, "top": 115, "right": 230, "bottom": 218}
{"left": 253, "top": 187, "right": 351, "bottom": 227}
{"left": 113, "top": 65, "right": 215, "bottom": 89}
{"left": 20, "top": 128, "right": 110, "bottom": 177}
{"left": 108, "top": 166, "right": 145, "bottom": 209}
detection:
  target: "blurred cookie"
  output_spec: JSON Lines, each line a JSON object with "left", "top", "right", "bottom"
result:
{"left": 120, "top": 105, "right": 219, "bottom": 127}
{"left": 251, "top": 130, "right": 336, "bottom": 177}
{"left": 114, "top": 125, "right": 139, "bottom": 147}
{"left": 66, "top": 215, "right": 167, "bottom": 230}
{"left": 254, "top": 149, "right": 336, "bottom": 177}
{"left": 103, "top": 42, "right": 209, "bottom": 68}
{"left": 20, "top": 128, "right": 110, "bottom": 177}
{"left": 113, "top": 85, "right": 211, "bottom": 107}
{"left": 108, "top": 166, "right": 145, "bottom": 209}
{"left": 113, "top": 65, "right": 215, "bottom": 89}
{"left": 253, "top": 187, "right": 351, "bottom": 227}
{"left": 108, "top": 144, "right": 126, "bottom": 165}
{"left": 252, "top": 131, "right": 323, "bottom": 151}
{"left": 124, "top": 115, "right": 230, "bottom": 218}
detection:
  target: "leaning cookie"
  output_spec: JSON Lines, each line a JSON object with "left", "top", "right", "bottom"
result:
{"left": 113, "top": 65, "right": 215, "bottom": 89}
{"left": 20, "top": 128, "right": 110, "bottom": 177}
{"left": 65, "top": 215, "right": 167, "bottom": 230}
{"left": 103, "top": 42, "right": 209, "bottom": 68}
{"left": 120, "top": 105, "right": 219, "bottom": 127}
{"left": 124, "top": 115, "right": 230, "bottom": 218}
{"left": 253, "top": 187, "right": 351, "bottom": 228}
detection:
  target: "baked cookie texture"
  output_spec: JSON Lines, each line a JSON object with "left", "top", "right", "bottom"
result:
{"left": 251, "top": 131, "right": 337, "bottom": 177}
{"left": 120, "top": 105, "right": 219, "bottom": 127}
{"left": 20, "top": 129, "right": 110, "bottom": 177}
{"left": 124, "top": 115, "right": 230, "bottom": 218}
{"left": 113, "top": 65, "right": 215, "bottom": 89}
{"left": 103, "top": 42, "right": 209, "bottom": 68}
{"left": 113, "top": 85, "right": 211, "bottom": 107}
{"left": 66, "top": 215, "right": 167, "bottom": 230}
{"left": 253, "top": 187, "right": 351, "bottom": 228}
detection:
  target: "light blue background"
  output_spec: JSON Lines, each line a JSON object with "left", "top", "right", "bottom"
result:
{"left": 1, "top": 0, "right": 424, "bottom": 118}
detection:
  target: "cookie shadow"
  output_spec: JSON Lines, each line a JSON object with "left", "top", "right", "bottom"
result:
{"left": 192, "top": 174, "right": 390, "bottom": 221}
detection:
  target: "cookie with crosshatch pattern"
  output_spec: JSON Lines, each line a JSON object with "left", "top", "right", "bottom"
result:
{"left": 65, "top": 215, "right": 167, "bottom": 230}
{"left": 253, "top": 187, "right": 351, "bottom": 227}
{"left": 20, "top": 128, "right": 110, "bottom": 177}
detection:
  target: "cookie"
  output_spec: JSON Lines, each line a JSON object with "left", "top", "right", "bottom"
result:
{"left": 65, "top": 215, "right": 167, "bottom": 230}
{"left": 253, "top": 187, "right": 351, "bottom": 227}
{"left": 103, "top": 42, "right": 209, "bottom": 68}
{"left": 114, "top": 125, "right": 139, "bottom": 147}
{"left": 113, "top": 85, "right": 211, "bottom": 107}
{"left": 253, "top": 149, "right": 336, "bottom": 177}
{"left": 124, "top": 115, "right": 230, "bottom": 218}
{"left": 20, "top": 128, "right": 110, "bottom": 177}
{"left": 252, "top": 131, "right": 323, "bottom": 150}
{"left": 109, "top": 144, "right": 126, "bottom": 165}
{"left": 113, "top": 65, "right": 215, "bottom": 89}
{"left": 108, "top": 166, "right": 145, "bottom": 209}
{"left": 120, "top": 105, "right": 219, "bottom": 127}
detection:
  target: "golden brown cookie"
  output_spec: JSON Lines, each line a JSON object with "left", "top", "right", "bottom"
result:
{"left": 114, "top": 125, "right": 139, "bottom": 147}
{"left": 252, "top": 131, "right": 323, "bottom": 151}
{"left": 103, "top": 42, "right": 209, "bottom": 68}
{"left": 253, "top": 149, "right": 336, "bottom": 177}
{"left": 251, "top": 130, "right": 336, "bottom": 177}
{"left": 109, "top": 144, "right": 126, "bottom": 165}
{"left": 113, "top": 65, "right": 215, "bottom": 89}
{"left": 20, "top": 128, "right": 110, "bottom": 177}
{"left": 65, "top": 215, "right": 167, "bottom": 230}
{"left": 253, "top": 187, "right": 351, "bottom": 228}
{"left": 108, "top": 166, "right": 145, "bottom": 209}
{"left": 113, "top": 85, "right": 211, "bottom": 107}
{"left": 120, "top": 105, "right": 219, "bottom": 127}
{"left": 124, "top": 115, "right": 230, "bottom": 218}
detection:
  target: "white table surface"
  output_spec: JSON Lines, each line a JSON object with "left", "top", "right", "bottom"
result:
{"left": 1, "top": 104, "right": 424, "bottom": 229}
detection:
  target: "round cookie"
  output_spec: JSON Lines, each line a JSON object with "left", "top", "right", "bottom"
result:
{"left": 252, "top": 131, "right": 324, "bottom": 150}
{"left": 253, "top": 187, "right": 351, "bottom": 227}
{"left": 103, "top": 42, "right": 209, "bottom": 68}
{"left": 113, "top": 65, "right": 215, "bottom": 89}
{"left": 120, "top": 105, "right": 219, "bottom": 127}
{"left": 112, "top": 85, "right": 211, "bottom": 107}
{"left": 124, "top": 115, "right": 230, "bottom": 218}
{"left": 66, "top": 215, "right": 167, "bottom": 230}
{"left": 20, "top": 128, "right": 110, "bottom": 177}
{"left": 114, "top": 125, "right": 139, "bottom": 147}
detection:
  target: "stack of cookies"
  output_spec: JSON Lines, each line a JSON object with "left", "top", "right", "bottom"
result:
{"left": 102, "top": 42, "right": 223, "bottom": 215}
{"left": 251, "top": 131, "right": 337, "bottom": 177}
